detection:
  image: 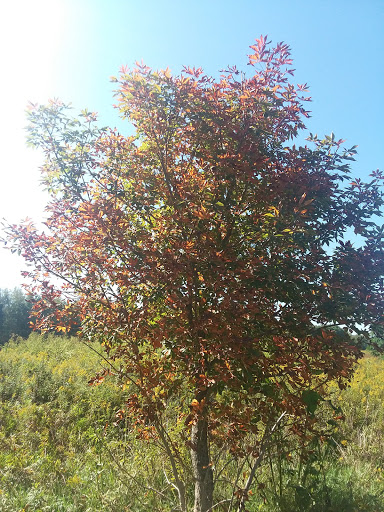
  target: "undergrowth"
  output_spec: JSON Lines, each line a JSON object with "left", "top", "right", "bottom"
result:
{"left": 0, "top": 334, "right": 383, "bottom": 511}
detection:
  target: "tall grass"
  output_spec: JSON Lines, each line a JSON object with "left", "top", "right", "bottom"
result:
{"left": 0, "top": 334, "right": 383, "bottom": 511}
{"left": 0, "top": 334, "right": 174, "bottom": 511}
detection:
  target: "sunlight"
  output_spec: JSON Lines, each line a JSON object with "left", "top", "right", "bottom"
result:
{"left": 0, "top": 0, "right": 68, "bottom": 287}
{"left": 2, "top": 0, "right": 67, "bottom": 104}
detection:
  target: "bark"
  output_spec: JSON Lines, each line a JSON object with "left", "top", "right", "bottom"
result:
{"left": 191, "top": 416, "right": 214, "bottom": 512}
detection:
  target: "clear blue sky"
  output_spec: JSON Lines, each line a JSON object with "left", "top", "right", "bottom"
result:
{"left": 0, "top": 0, "right": 383, "bottom": 288}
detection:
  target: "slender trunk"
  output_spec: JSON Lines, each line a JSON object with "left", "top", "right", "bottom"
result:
{"left": 156, "top": 422, "right": 187, "bottom": 512}
{"left": 236, "top": 412, "right": 287, "bottom": 512}
{"left": 191, "top": 416, "right": 214, "bottom": 512}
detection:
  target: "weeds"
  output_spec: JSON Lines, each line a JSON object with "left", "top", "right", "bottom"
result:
{"left": 0, "top": 335, "right": 383, "bottom": 511}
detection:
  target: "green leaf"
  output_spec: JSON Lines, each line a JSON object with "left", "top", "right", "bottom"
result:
{"left": 302, "top": 389, "right": 323, "bottom": 416}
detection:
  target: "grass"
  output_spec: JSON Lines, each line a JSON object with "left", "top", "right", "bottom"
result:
{"left": 0, "top": 334, "right": 383, "bottom": 511}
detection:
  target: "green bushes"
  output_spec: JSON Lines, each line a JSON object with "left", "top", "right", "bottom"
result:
{"left": 0, "top": 334, "right": 383, "bottom": 511}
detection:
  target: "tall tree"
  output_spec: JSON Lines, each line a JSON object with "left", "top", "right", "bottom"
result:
{"left": 3, "top": 37, "right": 384, "bottom": 511}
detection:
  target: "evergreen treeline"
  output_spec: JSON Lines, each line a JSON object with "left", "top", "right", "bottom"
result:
{"left": 0, "top": 288, "right": 33, "bottom": 344}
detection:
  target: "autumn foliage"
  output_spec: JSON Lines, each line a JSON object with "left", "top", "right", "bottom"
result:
{"left": 3, "top": 37, "right": 384, "bottom": 511}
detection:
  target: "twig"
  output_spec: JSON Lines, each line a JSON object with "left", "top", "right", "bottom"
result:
{"left": 236, "top": 411, "right": 287, "bottom": 512}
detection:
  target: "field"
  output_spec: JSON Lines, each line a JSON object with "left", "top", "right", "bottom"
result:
{"left": 0, "top": 334, "right": 383, "bottom": 511}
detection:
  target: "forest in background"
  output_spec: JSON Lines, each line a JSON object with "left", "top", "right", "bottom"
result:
{"left": 0, "top": 288, "right": 33, "bottom": 344}
{"left": 0, "top": 332, "right": 383, "bottom": 512}
{"left": 0, "top": 288, "right": 80, "bottom": 345}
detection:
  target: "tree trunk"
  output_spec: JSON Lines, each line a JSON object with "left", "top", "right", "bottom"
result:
{"left": 191, "top": 416, "right": 214, "bottom": 512}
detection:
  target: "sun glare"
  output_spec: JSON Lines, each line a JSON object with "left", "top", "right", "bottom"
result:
{"left": 0, "top": 0, "right": 68, "bottom": 287}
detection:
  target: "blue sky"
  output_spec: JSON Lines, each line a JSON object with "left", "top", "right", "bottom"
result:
{"left": 0, "top": 0, "right": 383, "bottom": 288}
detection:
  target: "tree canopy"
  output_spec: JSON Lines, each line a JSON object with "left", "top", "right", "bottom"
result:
{"left": 3, "top": 36, "right": 384, "bottom": 511}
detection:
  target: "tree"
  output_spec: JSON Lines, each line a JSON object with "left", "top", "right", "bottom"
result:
{"left": 0, "top": 288, "right": 32, "bottom": 344}
{"left": 3, "top": 37, "right": 384, "bottom": 511}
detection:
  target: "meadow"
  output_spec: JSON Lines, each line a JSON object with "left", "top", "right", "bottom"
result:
{"left": 0, "top": 334, "right": 383, "bottom": 511}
